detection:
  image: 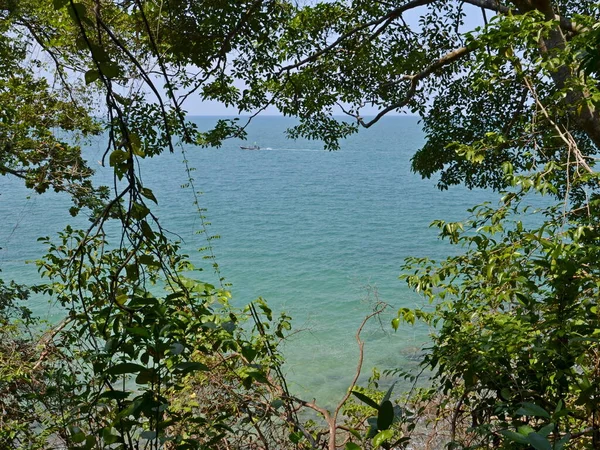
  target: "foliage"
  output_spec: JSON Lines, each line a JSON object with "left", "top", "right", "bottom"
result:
{"left": 31, "top": 226, "right": 295, "bottom": 449}
{"left": 1, "top": 1, "right": 300, "bottom": 448}
{"left": 0, "top": 3, "right": 106, "bottom": 215}
{"left": 0, "top": 278, "right": 61, "bottom": 450}
{"left": 3, "top": 0, "right": 600, "bottom": 449}
{"left": 398, "top": 165, "right": 600, "bottom": 447}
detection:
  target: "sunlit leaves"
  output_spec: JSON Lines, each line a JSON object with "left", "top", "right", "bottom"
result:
{"left": 399, "top": 172, "right": 600, "bottom": 447}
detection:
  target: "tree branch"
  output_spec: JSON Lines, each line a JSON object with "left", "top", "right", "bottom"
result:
{"left": 463, "top": 0, "right": 583, "bottom": 33}
{"left": 278, "top": 0, "right": 438, "bottom": 75}
{"left": 329, "top": 303, "right": 388, "bottom": 450}
{"left": 0, "top": 165, "right": 27, "bottom": 179}
{"left": 355, "top": 46, "right": 472, "bottom": 128}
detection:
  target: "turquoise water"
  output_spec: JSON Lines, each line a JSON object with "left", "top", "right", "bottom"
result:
{"left": 0, "top": 116, "right": 492, "bottom": 405}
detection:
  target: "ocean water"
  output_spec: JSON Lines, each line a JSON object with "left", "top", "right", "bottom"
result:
{"left": 0, "top": 116, "right": 492, "bottom": 405}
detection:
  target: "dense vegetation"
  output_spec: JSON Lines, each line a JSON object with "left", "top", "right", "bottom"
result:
{"left": 1, "top": 0, "right": 600, "bottom": 448}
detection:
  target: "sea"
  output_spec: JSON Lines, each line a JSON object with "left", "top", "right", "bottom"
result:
{"left": 0, "top": 115, "right": 493, "bottom": 406}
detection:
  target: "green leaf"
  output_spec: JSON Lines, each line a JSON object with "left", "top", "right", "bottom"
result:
{"left": 68, "top": 3, "right": 92, "bottom": 26}
{"left": 271, "top": 399, "right": 284, "bottom": 410}
{"left": 113, "top": 93, "right": 132, "bottom": 106}
{"left": 538, "top": 423, "right": 554, "bottom": 438}
{"left": 106, "top": 363, "right": 146, "bottom": 375}
{"left": 516, "top": 402, "right": 550, "bottom": 419}
{"left": 351, "top": 390, "right": 380, "bottom": 410}
{"left": 85, "top": 69, "right": 100, "bottom": 84}
{"left": 131, "top": 203, "right": 150, "bottom": 220}
{"left": 53, "top": 0, "right": 69, "bottom": 10}
{"left": 136, "top": 368, "right": 157, "bottom": 385}
{"left": 140, "top": 220, "right": 155, "bottom": 240}
{"left": 169, "top": 342, "right": 184, "bottom": 355}
{"left": 88, "top": 43, "right": 110, "bottom": 62}
{"left": 222, "top": 320, "right": 236, "bottom": 333}
{"left": 377, "top": 400, "right": 394, "bottom": 431}
{"left": 125, "top": 264, "right": 139, "bottom": 282}
{"left": 138, "top": 254, "right": 158, "bottom": 267}
{"left": 500, "top": 430, "right": 529, "bottom": 445}
{"left": 527, "top": 432, "right": 552, "bottom": 450}
{"left": 126, "top": 326, "right": 149, "bottom": 338}
{"left": 518, "top": 425, "right": 535, "bottom": 436}
{"left": 109, "top": 149, "right": 129, "bottom": 167}
{"left": 129, "top": 133, "right": 144, "bottom": 156}
{"left": 141, "top": 187, "right": 157, "bottom": 204}
{"left": 69, "top": 426, "right": 86, "bottom": 443}
{"left": 99, "top": 62, "right": 121, "bottom": 79}
{"left": 241, "top": 346, "right": 258, "bottom": 363}
{"left": 141, "top": 430, "right": 157, "bottom": 440}
{"left": 172, "top": 361, "right": 209, "bottom": 375}
{"left": 75, "top": 36, "right": 88, "bottom": 51}
{"left": 555, "top": 433, "right": 571, "bottom": 450}
{"left": 372, "top": 429, "right": 394, "bottom": 448}
{"left": 345, "top": 443, "right": 361, "bottom": 450}
{"left": 366, "top": 417, "right": 378, "bottom": 438}
{"left": 381, "top": 382, "right": 396, "bottom": 405}
{"left": 101, "top": 427, "right": 119, "bottom": 445}
{"left": 289, "top": 431, "right": 303, "bottom": 444}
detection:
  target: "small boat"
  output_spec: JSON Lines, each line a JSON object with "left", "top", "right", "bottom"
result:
{"left": 240, "top": 143, "right": 260, "bottom": 150}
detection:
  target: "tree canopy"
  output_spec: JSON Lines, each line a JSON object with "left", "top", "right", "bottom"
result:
{"left": 1, "top": 0, "right": 600, "bottom": 449}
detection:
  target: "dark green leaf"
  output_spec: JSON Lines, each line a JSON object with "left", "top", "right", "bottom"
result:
{"left": 555, "top": 433, "right": 571, "bottom": 450}
{"left": 527, "top": 432, "right": 552, "bottom": 450}
{"left": 99, "top": 62, "right": 121, "bottom": 79}
{"left": 516, "top": 403, "right": 550, "bottom": 419}
{"left": 131, "top": 203, "right": 150, "bottom": 220}
{"left": 381, "top": 382, "right": 396, "bottom": 405}
{"left": 69, "top": 426, "right": 86, "bottom": 443}
{"left": 106, "top": 363, "right": 146, "bottom": 375}
{"left": 172, "top": 361, "right": 209, "bottom": 375}
{"left": 500, "top": 430, "right": 529, "bottom": 445}
{"left": 84, "top": 69, "right": 100, "bottom": 84}
{"left": 538, "top": 423, "right": 554, "bottom": 438}
{"left": 101, "top": 427, "right": 120, "bottom": 445}
{"left": 140, "top": 430, "right": 157, "bottom": 440}
{"left": 242, "top": 346, "right": 258, "bottom": 363}
{"left": 53, "top": 0, "right": 69, "bottom": 10}
{"left": 136, "top": 369, "right": 157, "bottom": 385}
{"left": 377, "top": 400, "right": 394, "bottom": 431}
{"left": 289, "top": 431, "right": 303, "bottom": 444}
{"left": 351, "top": 390, "right": 380, "bottom": 410}
{"left": 126, "top": 326, "right": 149, "bottom": 338}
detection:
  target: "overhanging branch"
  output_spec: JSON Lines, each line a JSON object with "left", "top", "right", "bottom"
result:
{"left": 354, "top": 45, "right": 472, "bottom": 128}
{"left": 278, "top": 0, "right": 438, "bottom": 75}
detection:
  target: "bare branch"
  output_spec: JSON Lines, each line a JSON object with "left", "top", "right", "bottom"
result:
{"left": 329, "top": 303, "right": 388, "bottom": 450}
{"left": 33, "top": 317, "right": 73, "bottom": 371}
{"left": 524, "top": 76, "right": 595, "bottom": 175}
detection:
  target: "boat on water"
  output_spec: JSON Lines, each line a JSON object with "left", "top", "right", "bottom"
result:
{"left": 240, "top": 143, "right": 260, "bottom": 150}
